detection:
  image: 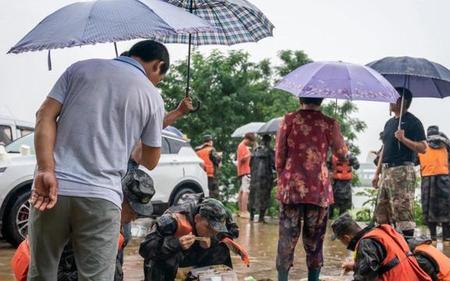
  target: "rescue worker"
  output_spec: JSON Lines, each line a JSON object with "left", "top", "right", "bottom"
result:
{"left": 331, "top": 213, "right": 431, "bottom": 281}
{"left": 249, "top": 134, "right": 275, "bottom": 223}
{"left": 195, "top": 135, "right": 222, "bottom": 199}
{"left": 11, "top": 168, "right": 155, "bottom": 281}
{"left": 372, "top": 88, "right": 427, "bottom": 237}
{"left": 408, "top": 237, "right": 450, "bottom": 281}
{"left": 418, "top": 126, "right": 450, "bottom": 244}
{"left": 139, "top": 196, "right": 245, "bottom": 281}
{"left": 329, "top": 147, "right": 360, "bottom": 217}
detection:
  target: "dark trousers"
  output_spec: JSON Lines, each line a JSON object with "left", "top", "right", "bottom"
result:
{"left": 276, "top": 204, "right": 328, "bottom": 272}
{"left": 208, "top": 177, "right": 219, "bottom": 199}
{"left": 144, "top": 242, "right": 232, "bottom": 281}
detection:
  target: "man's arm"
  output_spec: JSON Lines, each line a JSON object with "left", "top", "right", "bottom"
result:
{"left": 394, "top": 129, "right": 427, "bottom": 154}
{"left": 353, "top": 238, "right": 386, "bottom": 281}
{"left": 141, "top": 144, "right": 160, "bottom": 171}
{"left": 163, "top": 96, "right": 193, "bottom": 128}
{"left": 32, "top": 98, "right": 62, "bottom": 210}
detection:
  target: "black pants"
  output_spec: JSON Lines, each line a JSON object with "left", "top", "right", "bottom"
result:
{"left": 144, "top": 242, "right": 232, "bottom": 281}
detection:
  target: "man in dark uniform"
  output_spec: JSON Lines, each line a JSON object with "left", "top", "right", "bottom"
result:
{"left": 372, "top": 88, "right": 427, "bottom": 237}
{"left": 195, "top": 135, "right": 222, "bottom": 199}
{"left": 331, "top": 213, "right": 431, "bottom": 281}
{"left": 249, "top": 134, "right": 275, "bottom": 223}
{"left": 139, "top": 197, "right": 240, "bottom": 281}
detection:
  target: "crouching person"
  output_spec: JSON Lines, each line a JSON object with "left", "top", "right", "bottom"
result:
{"left": 139, "top": 197, "right": 240, "bottom": 281}
{"left": 408, "top": 237, "right": 450, "bottom": 281}
{"left": 331, "top": 213, "right": 431, "bottom": 281}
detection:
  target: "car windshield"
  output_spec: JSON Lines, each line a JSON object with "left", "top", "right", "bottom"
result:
{"left": 5, "top": 133, "right": 35, "bottom": 154}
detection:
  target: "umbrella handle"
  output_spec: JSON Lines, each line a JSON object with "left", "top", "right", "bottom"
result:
{"left": 186, "top": 89, "right": 201, "bottom": 113}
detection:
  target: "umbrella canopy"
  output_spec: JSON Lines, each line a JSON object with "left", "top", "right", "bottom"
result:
{"left": 8, "top": 0, "right": 214, "bottom": 54}
{"left": 231, "top": 122, "right": 265, "bottom": 138}
{"left": 154, "top": 0, "right": 274, "bottom": 46}
{"left": 275, "top": 61, "right": 400, "bottom": 103}
{"left": 367, "top": 56, "right": 450, "bottom": 98}
{"left": 258, "top": 117, "right": 282, "bottom": 135}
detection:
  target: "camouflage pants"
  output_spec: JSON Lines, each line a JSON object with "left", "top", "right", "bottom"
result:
{"left": 208, "top": 177, "right": 219, "bottom": 199}
{"left": 276, "top": 204, "right": 328, "bottom": 272}
{"left": 374, "top": 165, "right": 416, "bottom": 231}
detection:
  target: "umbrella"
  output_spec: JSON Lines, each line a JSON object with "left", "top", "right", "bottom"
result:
{"left": 231, "top": 122, "right": 265, "bottom": 138}
{"left": 367, "top": 56, "right": 450, "bottom": 98}
{"left": 275, "top": 61, "right": 400, "bottom": 103}
{"left": 8, "top": 0, "right": 215, "bottom": 69}
{"left": 153, "top": 0, "right": 274, "bottom": 103}
{"left": 367, "top": 56, "right": 450, "bottom": 129}
{"left": 257, "top": 117, "right": 282, "bottom": 135}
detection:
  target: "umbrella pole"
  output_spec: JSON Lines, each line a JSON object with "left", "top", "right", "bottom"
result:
{"left": 114, "top": 42, "right": 118, "bottom": 58}
{"left": 185, "top": 0, "right": 194, "bottom": 97}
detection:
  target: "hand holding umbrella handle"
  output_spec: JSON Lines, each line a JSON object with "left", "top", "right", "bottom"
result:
{"left": 185, "top": 89, "right": 201, "bottom": 113}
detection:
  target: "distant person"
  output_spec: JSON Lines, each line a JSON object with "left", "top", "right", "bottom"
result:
{"left": 418, "top": 126, "right": 450, "bottom": 244}
{"left": 249, "top": 134, "right": 275, "bottom": 223}
{"left": 372, "top": 88, "right": 427, "bottom": 237}
{"left": 195, "top": 135, "right": 222, "bottom": 199}
{"left": 329, "top": 145, "right": 360, "bottom": 217}
{"left": 331, "top": 213, "right": 432, "bottom": 281}
{"left": 236, "top": 133, "right": 256, "bottom": 219}
{"left": 28, "top": 40, "right": 169, "bottom": 280}
{"left": 275, "top": 97, "right": 347, "bottom": 281}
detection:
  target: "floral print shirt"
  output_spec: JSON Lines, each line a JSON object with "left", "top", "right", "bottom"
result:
{"left": 275, "top": 109, "right": 347, "bottom": 207}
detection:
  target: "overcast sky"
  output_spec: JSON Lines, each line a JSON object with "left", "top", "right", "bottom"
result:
{"left": 1, "top": 0, "right": 449, "bottom": 161}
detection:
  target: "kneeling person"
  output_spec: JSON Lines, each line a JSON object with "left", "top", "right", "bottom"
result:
{"left": 331, "top": 213, "right": 431, "bottom": 281}
{"left": 139, "top": 198, "right": 240, "bottom": 281}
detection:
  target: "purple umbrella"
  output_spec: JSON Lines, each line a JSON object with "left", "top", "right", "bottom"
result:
{"left": 275, "top": 61, "right": 399, "bottom": 103}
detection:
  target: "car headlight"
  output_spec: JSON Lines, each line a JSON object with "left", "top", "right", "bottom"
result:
{"left": 0, "top": 167, "right": 6, "bottom": 173}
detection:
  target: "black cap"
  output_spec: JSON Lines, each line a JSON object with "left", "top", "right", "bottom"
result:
{"left": 122, "top": 169, "right": 155, "bottom": 217}
{"left": 203, "top": 134, "right": 213, "bottom": 143}
{"left": 198, "top": 198, "right": 228, "bottom": 233}
{"left": 331, "top": 213, "right": 359, "bottom": 241}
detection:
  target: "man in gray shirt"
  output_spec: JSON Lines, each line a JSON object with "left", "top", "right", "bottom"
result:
{"left": 28, "top": 40, "right": 174, "bottom": 280}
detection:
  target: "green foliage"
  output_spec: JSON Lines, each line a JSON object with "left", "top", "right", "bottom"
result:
{"left": 161, "top": 49, "right": 367, "bottom": 212}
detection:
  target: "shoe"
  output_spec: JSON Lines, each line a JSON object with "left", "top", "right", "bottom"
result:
{"left": 307, "top": 268, "right": 321, "bottom": 281}
{"left": 277, "top": 271, "right": 288, "bottom": 281}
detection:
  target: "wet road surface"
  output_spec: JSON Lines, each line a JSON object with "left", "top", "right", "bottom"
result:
{"left": 1, "top": 217, "right": 450, "bottom": 280}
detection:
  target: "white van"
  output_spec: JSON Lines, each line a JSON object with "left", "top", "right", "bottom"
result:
{"left": 0, "top": 114, "right": 34, "bottom": 146}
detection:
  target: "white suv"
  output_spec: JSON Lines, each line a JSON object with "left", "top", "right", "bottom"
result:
{"left": 0, "top": 130, "right": 208, "bottom": 246}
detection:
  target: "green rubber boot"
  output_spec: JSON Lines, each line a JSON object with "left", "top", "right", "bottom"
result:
{"left": 277, "top": 270, "right": 289, "bottom": 281}
{"left": 307, "top": 268, "right": 321, "bottom": 281}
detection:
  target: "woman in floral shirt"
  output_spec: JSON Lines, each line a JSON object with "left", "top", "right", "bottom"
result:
{"left": 275, "top": 97, "right": 347, "bottom": 281}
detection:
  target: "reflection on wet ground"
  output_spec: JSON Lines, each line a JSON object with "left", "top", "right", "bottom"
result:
{"left": 2, "top": 217, "right": 450, "bottom": 280}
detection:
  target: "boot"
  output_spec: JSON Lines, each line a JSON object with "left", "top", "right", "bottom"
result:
{"left": 429, "top": 223, "right": 437, "bottom": 241}
{"left": 307, "top": 268, "right": 321, "bottom": 281}
{"left": 402, "top": 229, "right": 414, "bottom": 239}
{"left": 277, "top": 270, "right": 288, "bottom": 281}
{"left": 258, "top": 209, "right": 266, "bottom": 223}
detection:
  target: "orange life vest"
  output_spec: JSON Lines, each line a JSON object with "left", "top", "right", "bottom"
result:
{"left": 415, "top": 243, "right": 450, "bottom": 281}
{"left": 358, "top": 224, "right": 431, "bottom": 281}
{"left": 196, "top": 145, "right": 215, "bottom": 177}
{"left": 418, "top": 146, "right": 449, "bottom": 177}
{"left": 11, "top": 233, "right": 126, "bottom": 281}
{"left": 332, "top": 155, "right": 353, "bottom": 181}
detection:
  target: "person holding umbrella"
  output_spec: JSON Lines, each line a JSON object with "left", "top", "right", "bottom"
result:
{"left": 274, "top": 60, "right": 400, "bottom": 281}
{"left": 28, "top": 40, "right": 170, "bottom": 280}
{"left": 372, "top": 88, "right": 427, "bottom": 238}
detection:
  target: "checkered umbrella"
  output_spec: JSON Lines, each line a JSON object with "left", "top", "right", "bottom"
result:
{"left": 155, "top": 0, "right": 274, "bottom": 46}
{"left": 154, "top": 0, "right": 274, "bottom": 105}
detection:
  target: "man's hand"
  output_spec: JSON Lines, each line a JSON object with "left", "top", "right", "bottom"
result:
{"left": 176, "top": 96, "right": 194, "bottom": 114}
{"left": 341, "top": 260, "right": 355, "bottom": 273}
{"left": 372, "top": 174, "right": 380, "bottom": 188}
{"left": 179, "top": 233, "right": 195, "bottom": 250}
{"left": 31, "top": 170, "right": 58, "bottom": 211}
{"left": 394, "top": 129, "right": 406, "bottom": 142}
{"left": 198, "top": 237, "right": 211, "bottom": 249}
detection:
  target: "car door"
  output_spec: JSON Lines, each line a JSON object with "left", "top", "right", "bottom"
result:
{"left": 143, "top": 136, "right": 184, "bottom": 203}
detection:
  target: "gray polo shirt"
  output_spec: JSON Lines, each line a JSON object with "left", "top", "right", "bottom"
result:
{"left": 48, "top": 56, "right": 165, "bottom": 208}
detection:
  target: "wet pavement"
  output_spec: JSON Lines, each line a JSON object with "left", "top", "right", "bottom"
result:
{"left": 2, "top": 217, "right": 450, "bottom": 280}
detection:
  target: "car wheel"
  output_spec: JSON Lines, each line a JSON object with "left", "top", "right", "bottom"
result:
{"left": 172, "top": 187, "right": 196, "bottom": 206}
{"left": 4, "top": 191, "right": 31, "bottom": 246}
